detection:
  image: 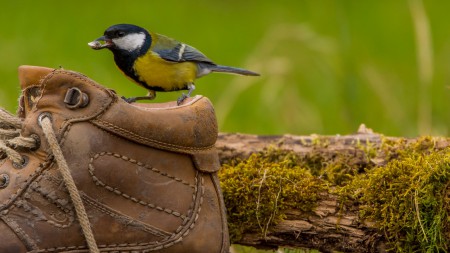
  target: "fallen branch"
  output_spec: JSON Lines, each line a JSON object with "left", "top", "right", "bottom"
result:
{"left": 216, "top": 125, "right": 450, "bottom": 252}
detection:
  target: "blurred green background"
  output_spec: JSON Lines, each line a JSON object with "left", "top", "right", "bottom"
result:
{"left": 0, "top": 0, "right": 449, "bottom": 138}
{"left": 0, "top": 1, "right": 448, "bottom": 252}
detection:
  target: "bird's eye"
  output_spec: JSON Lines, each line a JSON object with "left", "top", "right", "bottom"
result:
{"left": 117, "top": 31, "right": 125, "bottom": 37}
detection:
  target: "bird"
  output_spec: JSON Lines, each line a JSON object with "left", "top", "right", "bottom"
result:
{"left": 88, "top": 24, "right": 259, "bottom": 105}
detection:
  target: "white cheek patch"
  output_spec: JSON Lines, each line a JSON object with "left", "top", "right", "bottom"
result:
{"left": 113, "top": 32, "right": 146, "bottom": 52}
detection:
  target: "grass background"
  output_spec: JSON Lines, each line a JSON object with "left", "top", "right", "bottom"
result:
{"left": 0, "top": 0, "right": 448, "bottom": 252}
{"left": 0, "top": 0, "right": 449, "bottom": 137}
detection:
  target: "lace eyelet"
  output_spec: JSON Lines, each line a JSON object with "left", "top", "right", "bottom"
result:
{"left": 12, "top": 155, "right": 29, "bottom": 169}
{"left": 30, "top": 134, "right": 41, "bottom": 151}
{"left": 0, "top": 174, "right": 9, "bottom": 188}
{"left": 37, "top": 112, "right": 52, "bottom": 127}
{"left": 64, "top": 87, "right": 89, "bottom": 109}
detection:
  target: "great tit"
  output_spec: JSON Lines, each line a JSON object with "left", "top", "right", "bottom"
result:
{"left": 88, "top": 24, "right": 259, "bottom": 104}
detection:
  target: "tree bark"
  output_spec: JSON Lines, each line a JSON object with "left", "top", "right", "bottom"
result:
{"left": 215, "top": 127, "right": 449, "bottom": 253}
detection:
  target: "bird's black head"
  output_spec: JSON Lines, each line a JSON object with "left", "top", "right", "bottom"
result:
{"left": 88, "top": 24, "right": 151, "bottom": 55}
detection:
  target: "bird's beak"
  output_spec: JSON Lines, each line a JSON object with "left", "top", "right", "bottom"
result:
{"left": 88, "top": 36, "right": 113, "bottom": 50}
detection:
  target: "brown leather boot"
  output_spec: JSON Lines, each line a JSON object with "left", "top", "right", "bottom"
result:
{"left": 0, "top": 66, "right": 229, "bottom": 252}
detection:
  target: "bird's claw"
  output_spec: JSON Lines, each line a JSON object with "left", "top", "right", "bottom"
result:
{"left": 177, "top": 93, "right": 189, "bottom": 106}
{"left": 177, "top": 84, "right": 195, "bottom": 106}
{"left": 122, "top": 96, "right": 137, "bottom": 103}
{"left": 121, "top": 94, "right": 156, "bottom": 103}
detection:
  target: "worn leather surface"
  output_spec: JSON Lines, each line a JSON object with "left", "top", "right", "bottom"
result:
{"left": 0, "top": 66, "right": 229, "bottom": 252}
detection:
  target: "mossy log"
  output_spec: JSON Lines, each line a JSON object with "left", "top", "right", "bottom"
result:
{"left": 216, "top": 125, "right": 450, "bottom": 252}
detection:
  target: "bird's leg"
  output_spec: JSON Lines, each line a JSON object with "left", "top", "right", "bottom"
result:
{"left": 122, "top": 90, "right": 156, "bottom": 103}
{"left": 177, "top": 83, "right": 195, "bottom": 106}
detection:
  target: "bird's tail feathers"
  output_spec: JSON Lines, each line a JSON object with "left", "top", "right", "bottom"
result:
{"left": 210, "top": 65, "right": 260, "bottom": 76}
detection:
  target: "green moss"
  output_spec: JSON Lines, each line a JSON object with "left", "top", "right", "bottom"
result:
{"left": 219, "top": 148, "right": 327, "bottom": 241}
{"left": 219, "top": 136, "right": 449, "bottom": 251}
{"left": 340, "top": 145, "right": 449, "bottom": 252}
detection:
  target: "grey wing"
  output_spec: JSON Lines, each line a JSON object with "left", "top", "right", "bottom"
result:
{"left": 152, "top": 33, "right": 215, "bottom": 64}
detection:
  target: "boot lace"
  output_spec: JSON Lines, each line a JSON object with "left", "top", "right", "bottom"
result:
{"left": 0, "top": 108, "right": 99, "bottom": 253}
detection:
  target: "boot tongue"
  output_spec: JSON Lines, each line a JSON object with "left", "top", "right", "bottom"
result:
{"left": 18, "top": 65, "right": 54, "bottom": 89}
{"left": 17, "top": 65, "right": 54, "bottom": 117}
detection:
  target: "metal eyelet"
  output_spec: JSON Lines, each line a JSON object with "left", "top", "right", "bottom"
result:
{"left": 38, "top": 112, "right": 52, "bottom": 127}
{"left": 30, "top": 134, "right": 41, "bottom": 151}
{"left": 12, "top": 155, "right": 29, "bottom": 169}
{"left": 64, "top": 87, "right": 89, "bottom": 109}
{"left": 0, "top": 174, "right": 9, "bottom": 188}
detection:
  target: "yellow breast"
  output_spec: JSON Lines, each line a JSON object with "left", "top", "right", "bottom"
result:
{"left": 133, "top": 52, "right": 198, "bottom": 91}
